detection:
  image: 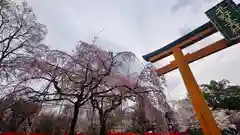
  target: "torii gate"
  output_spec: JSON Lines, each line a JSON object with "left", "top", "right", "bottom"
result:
{"left": 142, "top": 0, "right": 240, "bottom": 135}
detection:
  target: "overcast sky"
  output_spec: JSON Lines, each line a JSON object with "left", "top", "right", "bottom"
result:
{"left": 23, "top": 0, "right": 240, "bottom": 100}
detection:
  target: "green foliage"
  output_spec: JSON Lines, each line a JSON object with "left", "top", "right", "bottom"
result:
{"left": 201, "top": 79, "right": 240, "bottom": 110}
{"left": 35, "top": 115, "right": 55, "bottom": 134}
{"left": 187, "top": 128, "right": 240, "bottom": 135}
{"left": 86, "top": 124, "right": 99, "bottom": 135}
{"left": 187, "top": 128, "right": 203, "bottom": 135}
{"left": 34, "top": 114, "right": 71, "bottom": 135}
{"left": 125, "top": 109, "right": 152, "bottom": 133}
{"left": 184, "top": 79, "right": 240, "bottom": 134}
{"left": 0, "top": 99, "right": 40, "bottom": 132}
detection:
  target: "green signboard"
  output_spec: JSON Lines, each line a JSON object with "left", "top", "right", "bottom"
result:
{"left": 205, "top": 0, "right": 240, "bottom": 42}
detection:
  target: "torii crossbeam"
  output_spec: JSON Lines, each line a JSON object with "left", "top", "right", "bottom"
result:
{"left": 142, "top": 0, "right": 240, "bottom": 135}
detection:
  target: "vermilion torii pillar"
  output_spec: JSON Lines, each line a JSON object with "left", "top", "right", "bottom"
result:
{"left": 142, "top": 0, "right": 240, "bottom": 134}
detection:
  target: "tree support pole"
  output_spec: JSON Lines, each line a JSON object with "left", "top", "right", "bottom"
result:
{"left": 172, "top": 47, "right": 221, "bottom": 135}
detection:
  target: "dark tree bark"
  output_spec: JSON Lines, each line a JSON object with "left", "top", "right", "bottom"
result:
{"left": 99, "top": 115, "right": 107, "bottom": 135}
{"left": 69, "top": 100, "right": 80, "bottom": 135}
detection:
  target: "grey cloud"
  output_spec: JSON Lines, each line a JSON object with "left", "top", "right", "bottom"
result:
{"left": 179, "top": 26, "right": 193, "bottom": 36}
{"left": 171, "top": 0, "right": 216, "bottom": 13}
{"left": 171, "top": 0, "right": 194, "bottom": 12}
{"left": 165, "top": 71, "right": 183, "bottom": 92}
{"left": 168, "top": 43, "right": 240, "bottom": 100}
{"left": 95, "top": 38, "right": 127, "bottom": 52}
{"left": 23, "top": 0, "right": 240, "bottom": 100}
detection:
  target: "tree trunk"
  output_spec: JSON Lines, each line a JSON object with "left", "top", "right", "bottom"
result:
{"left": 99, "top": 116, "right": 107, "bottom": 135}
{"left": 9, "top": 125, "right": 17, "bottom": 132}
{"left": 69, "top": 101, "right": 80, "bottom": 135}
